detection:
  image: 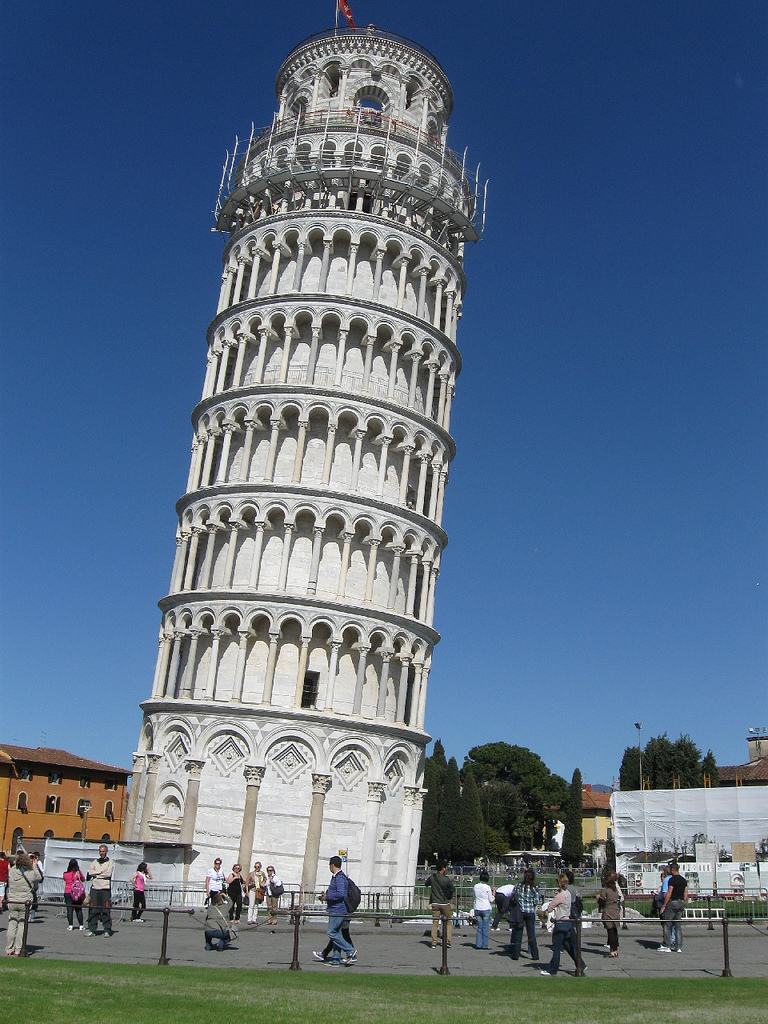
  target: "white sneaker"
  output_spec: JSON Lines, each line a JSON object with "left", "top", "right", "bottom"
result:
{"left": 78, "top": 926, "right": 85, "bottom": 931}
{"left": 67, "top": 925, "right": 75, "bottom": 931}
{"left": 657, "top": 945, "right": 672, "bottom": 953}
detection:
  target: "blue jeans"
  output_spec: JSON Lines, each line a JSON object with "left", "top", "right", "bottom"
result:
{"left": 205, "top": 928, "right": 229, "bottom": 950}
{"left": 475, "top": 909, "right": 491, "bottom": 948}
{"left": 326, "top": 915, "right": 354, "bottom": 961}
{"left": 546, "top": 920, "right": 585, "bottom": 975}
{"left": 511, "top": 912, "right": 539, "bottom": 960}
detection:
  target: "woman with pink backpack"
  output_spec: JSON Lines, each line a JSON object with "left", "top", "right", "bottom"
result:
{"left": 63, "top": 858, "right": 86, "bottom": 930}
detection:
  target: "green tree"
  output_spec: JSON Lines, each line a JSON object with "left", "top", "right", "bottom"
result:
{"left": 644, "top": 734, "right": 676, "bottom": 789}
{"left": 464, "top": 742, "right": 568, "bottom": 849}
{"left": 619, "top": 745, "right": 641, "bottom": 790}
{"left": 701, "top": 749, "right": 719, "bottom": 787}
{"left": 671, "top": 734, "right": 702, "bottom": 788}
{"left": 454, "top": 766, "right": 485, "bottom": 862}
{"left": 484, "top": 825, "right": 510, "bottom": 859}
{"left": 436, "top": 757, "right": 462, "bottom": 859}
{"left": 561, "top": 768, "right": 583, "bottom": 866}
{"left": 418, "top": 759, "right": 441, "bottom": 862}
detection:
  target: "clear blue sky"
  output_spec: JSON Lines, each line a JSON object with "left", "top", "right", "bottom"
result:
{"left": 1, "top": 1, "right": 766, "bottom": 786}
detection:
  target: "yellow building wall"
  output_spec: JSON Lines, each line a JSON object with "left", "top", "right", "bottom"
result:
{"left": 582, "top": 810, "right": 611, "bottom": 845}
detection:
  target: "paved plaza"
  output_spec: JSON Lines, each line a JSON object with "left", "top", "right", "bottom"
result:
{"left": 6, "top": 906, "right": 768, "bottom": 978}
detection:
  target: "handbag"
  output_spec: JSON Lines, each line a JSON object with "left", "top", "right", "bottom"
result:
{"left": 253, "top": 886, "right": 265, "bottom": 903}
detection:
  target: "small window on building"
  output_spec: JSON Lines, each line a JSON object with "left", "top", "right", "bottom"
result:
{"left": 12, "top": 827, "right": 24, "bottom": 851}
{"left": 48, "top": 772, "right": 62, "bottom": 785}
{"left": 44, "top": 829, "right": 54, "bottom": 839}
{"left": 301, "top": 671, "right": 320, "bottom": 709}
{"left": 104, "top": 801, "right": 114, "bottom": 821}
{"left": 79, "top": 776, "right": 91, "bottom": 789}
{"left": 45, "top": 795, "right": 60, "bottom": 813}
{"left": 73, "top": 831, "right": 82, "bottom": 839}
{"left": 19, "top": 767, "right": 32, "bottom": 781}
{"left": 104, "top": 779, "right": 118, "bottom": 791}
{"left": 17, "top": 792, "right": 28, "bottom": 813}
{"left": 101, "top": 833, "right": 111, "bottom": 842}
{"left": 77, "top": 799, "right": 91, "bottom": 817}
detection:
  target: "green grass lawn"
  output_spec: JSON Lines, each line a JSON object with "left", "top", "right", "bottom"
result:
{"left": 1, "top": 961, "right": 766, "bottom": 1024}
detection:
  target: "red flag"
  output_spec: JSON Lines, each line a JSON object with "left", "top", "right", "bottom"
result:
{"left": 339, "top": 0, "right": 356, "bottom": 29}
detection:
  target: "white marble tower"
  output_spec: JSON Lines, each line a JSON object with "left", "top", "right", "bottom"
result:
{"left": 124, "top": 26, "right": 483, "bottom": 892}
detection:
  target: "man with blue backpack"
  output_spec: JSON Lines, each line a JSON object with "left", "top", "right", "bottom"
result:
{"left": 319, "top": 856, "right": 359, "bottom": 966}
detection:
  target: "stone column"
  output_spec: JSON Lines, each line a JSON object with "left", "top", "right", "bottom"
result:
{"left": 376, "top": 436, "right": 392, "bottom": 496}
{"left": 386, "top": 341, "right": 402, "bottom": 398}
{"left": 231, "top": 630, "right": 251, "bottom": 702}
{"left": 267, "top": 245, "right": 282, "bottom": 293}
{"left": 239, "top": 420, "right": 257, "bottom": 482}
{"left": 263, "top": 418, "right": 282, "bottom": 481}
{"left": 151, "top": 634, "right": 172, "bottom": 697}
{"left": 415, "top": 454, "right": 430, "bottom": 514}
{"left": 277, "top": 326, "right": 294, "bottom": 383}
{"left": 345, "top": 242, "right": 358, "bottom": 295}
{"left": 292, "top": 240, "right": 307, "bottom": 290}
{"left": 215, "top": 342, "right": 233, "bottom": 392}
{"left": 122, "top": 753, "right": 144, "bottom": 841}
{"left": 261, "top": 631, "right": 280, "bottom": 704}
{"left": 418, "top": 559, "right": 432, "bottom": 620}
{"left": 199, "top": 432, "right": 216, "bottom": 487}
{"left": 333, "top": 328, "right": 348, "bottom": 386}
{"left": 180, "top": 629, "right": 201, "bottom": 698}
{"left": 395, "top": 258, "right": 409, "bottom": 309}
{"left": 277, "top": 523, "right": 294, "bottom": 592}
{"left": 405, "top": 553, "right": 419, "bottom": 615}
{"left": 432, "top": 278, "right": 445, "bottom": 329}
{"left": 428, "top": 462, "right": 440, "bottom": 520}
{"left": 376, "top": 650, "right": 392, "bottom": 717}
{"left": 336, "top": 531, "right": 353, "bottom": 599}
{"left": 323, "top": 640, "right": 342, "bottom": 711}
{"left": 398, "top": 446, "right": 414, "bottom": 505}
{"left": 349, "top": 429, "right": 365, "bottom": 491}
{"left": 307, "top": 327, "right": 321, "bottom": 383}
{"left": 386, "top": 547, "right": 403, "bottom": 610}
{"left": 306, "top": 527, "right": 324, "bottom": 595}
{"left": 182, "top": 528, "right": 203, "bottom": 590}
{"left": 416, "top": 267, "right": 429, "bottom": 319}
{"left": 247, "top": 250, "right": 263, "bottom": 299}
{"left": 406, "top": 790, "right": 426, "bottom": 888}
{"left": 362, "top": 334, "right": 376, "bottom": 391}
{"left": 426, "top": 566, "right": 439, "bottom": 626}
{"left": 248, "top": 522, "right": 266, "bottom": 589}
{"left": 293, "top": 635, "right": 311, "bottom": 706}
{"left": 435, "top": 468, "right": 447, "bottom": 526}
{"left": 215, "top": 424, "right": 236, "bottom": 483}
{"left": 352, "top": 644, "right": 370, "bottom": 715}
{"left": 395, "top": 786, "right": 421, "bottom": 888}
{"left": 395, "top": 657, "right": 411, "bottom": 722}
{"left": 179, "top": 759, "right": 205, "bottom": 846}
{"left": 424, "top": 360, "right": 438, "bottom": 418}
{"left": 443, "top": 377, "right": 455, "bottom": 431}
{"left": 198, "top": 524, "right": 219, "bottom": 590}
{"left": 372, "top": 248, "right": 385, "bottom": 300}
{"left": 232, "top": 257, "right": 246, "bottom": 304}
{"left": 416, "top": 663, "right": 430, "bottom": 729}
{"left": 318, "top": 238, "right": 332, "bottom": 292}
{"left": 407, "top": 351, "right": 422, "bottom": 407}
{"left": 171, "top": 533, "right": 189, "bottom": 593}
{"left": 321, "top": 422, "right": 336, "bottom": 485}
{"left": 237, "top": 765, "right": 266, "bottom": 869}
{"left": 137, "top": 753, "right": 162, "bottom": 842}
{"left": 360, "top": 781, "right": 386, "bottom": 887}
{"left": 363, "top": 539, "right": 380, "bottom": 604}
{"left": 292, "top": 419, "right": 309, "bottom": 482}
{"left": 300, "top": 774, "right": 332, "bottom": 894}
{"left": 204, "top": 629, "right": 223, "bottom": 699}
{"left": 163, "top": 634, "right": 183, "bottom": 697}
{"left": 222, "top": 522, "right": 241, "bottom": 588}
{"left": 254, "top": 329, "right": 269, "bottom": 383}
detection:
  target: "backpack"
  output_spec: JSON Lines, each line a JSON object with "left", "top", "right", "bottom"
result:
{"left": 344, "top": 876, "right": 362, "bottom": 914}
{"left": 570, "top": 889, "right": 584, "bottom": 920}
{"left": 71, "top": 875, "right": 86, "bottom": 902}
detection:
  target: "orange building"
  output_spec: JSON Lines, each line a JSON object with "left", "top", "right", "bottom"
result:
{"left": 0, "top": 745, "right": 131, "bottom": 852}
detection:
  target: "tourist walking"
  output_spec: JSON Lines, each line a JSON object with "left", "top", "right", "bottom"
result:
{"left": 539, "top": 873, "right": 586, "bottom": 976}
{"left": 130, "top": 862, "right": 152, "bottom": 922}
{"left": 511, "top": 868, "right": 541, "bottom": 960}
{"left": 5, "top": 852, "right": 42, "bottom": 955}
{"left": 428, "top": 860, "right": 455, "bottom": 948}
{"left": 320, "top": 856, "right": 356, "bottom": 966}
{"left": 63, "top": 858, "right": 86, "bottom": 930}
{"left": 597, "top": 871, "right": 621, "bottom": 956}
{"left": 473, "top": 870, "right": 494, "bottom": 949}
{"left": 205, "top": 857, "right": 226, "bottom": 902}
{"left": 265, "top": 864, "right": 283, "bottom": 925}
{"left": 227, "top": 864, "right": 245, "bottom": 922}
{"left": 203, "top": 891, "right": 234, "bottom": 950}
{"left": 0, "top": 851, "right": 10, "bottom": 909}
{"left": 85, "top": 844, "right": 114, "bottom": 937}
{"left": 661, "top": 861, "right": 688, "bottom": 953}
{"left": 246, "top": 861, "right": 267, "bottom": 924}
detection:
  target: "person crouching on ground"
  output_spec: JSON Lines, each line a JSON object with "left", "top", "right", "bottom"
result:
{"left": 204, "top": 891, "right": 234, "bottom": 950}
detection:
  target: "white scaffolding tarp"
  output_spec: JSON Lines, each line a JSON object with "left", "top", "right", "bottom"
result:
{"left": 610, "top": 788, "right": 768, "bottom": 855}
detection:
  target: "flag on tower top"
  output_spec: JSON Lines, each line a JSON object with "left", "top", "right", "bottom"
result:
{"left": 339, "top": 0, "right": 356, "bottom": 30}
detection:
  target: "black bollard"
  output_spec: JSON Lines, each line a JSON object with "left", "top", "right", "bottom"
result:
{"left": 707, "top": 896, "right": 714, "bottom": 931}
{"left": 289, "top": 905, "right": 301, "bottom": 970}
{"left": 721, "top": 916, "right": 733, "bottom": 978}
{"left": 438, "top": 918, "right": 451, "bottom": 975}
{"left": 574, "top": 918, "right": 584, "bottom": 977}
{"left": 621, "top": 899, "right": 628, "bottom": 930}
{"left": 158, "top": 907, "right": 171, "bottom": 966}
{"left": 375, "top": 892, "right": 381, "bottom": 928}
{"left": 18, "top": 903, "right": 32, "bottom": 958}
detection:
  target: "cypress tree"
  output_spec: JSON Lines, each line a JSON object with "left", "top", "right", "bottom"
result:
{"left": 455, "top": 766, "right": 485, "bottom": 862}
{"left": 561, "top": 768, "right": 583, "bottom": 867}
{"left": 437, "top": 756, "right": 461, "bottom": 860}
{"left": 419, "top": 760, "right": 441, "bottom": 862}
{"left": 701, "top": 749, "right": 719, "bottom": 787}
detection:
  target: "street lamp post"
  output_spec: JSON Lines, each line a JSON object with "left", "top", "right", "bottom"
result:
{"left": 634, "top": 722, "right": 643, "bottom": 790}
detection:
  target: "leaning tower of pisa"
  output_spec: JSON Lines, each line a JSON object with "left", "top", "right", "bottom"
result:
{"left": 123, "top": 26, "right": 483, "bottom": 892}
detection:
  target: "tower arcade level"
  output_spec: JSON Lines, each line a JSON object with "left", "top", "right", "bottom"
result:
{"left": 125, "top": 27, "right": 484, "bottom": 892}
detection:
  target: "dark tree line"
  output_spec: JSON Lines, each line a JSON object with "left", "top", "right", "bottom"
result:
{"left": 619, "top": 733, "right": 719, "bottom": 791}
{"left": 419, "top": 740, "right": 570, "bottom": 863}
